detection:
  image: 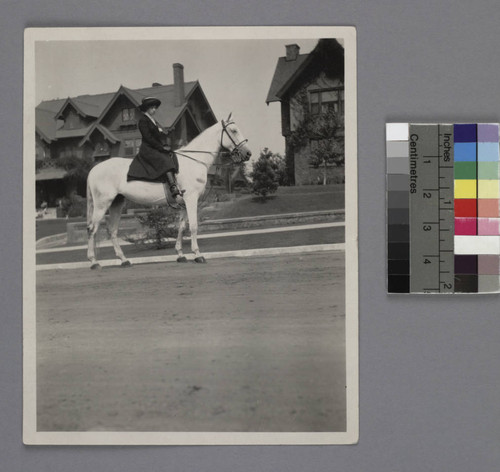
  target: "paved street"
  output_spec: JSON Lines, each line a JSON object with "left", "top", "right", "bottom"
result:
{"left": 36, "top": 251, "right": 346, "bottom": 432}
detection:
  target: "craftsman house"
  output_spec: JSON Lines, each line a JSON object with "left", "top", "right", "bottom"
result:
{"left": 266, "top": 39, "right": 345, "bottom": 185}
{"left": 35, "top": 64, "right": 224, "bottom": 207}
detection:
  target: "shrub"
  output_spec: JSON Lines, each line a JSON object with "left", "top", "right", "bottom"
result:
{"left": 59, "top": 194, "right": 87, "bottom": 217}
{"left": 133, "top": 207, "right": 179, "bottom": 249}
{"left": 250, "top": 148, "right": 279, "bottom": 200}
{"left": 216, "top": 193, "right": 233, "bottom": 203}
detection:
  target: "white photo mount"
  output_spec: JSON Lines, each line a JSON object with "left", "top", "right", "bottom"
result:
{"left": 24, "top": 26, "right": 358, "bottom": 445}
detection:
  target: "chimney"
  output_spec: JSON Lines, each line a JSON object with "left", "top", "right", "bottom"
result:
{"left": 173, "top": 63, "right": 185, "bottom": 107}
{"left": 285, "top": 44, "right": 300, "bottom": 61}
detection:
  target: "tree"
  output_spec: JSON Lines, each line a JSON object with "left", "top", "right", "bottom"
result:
{"left": 56, "top": 154, "right": 94, "bottom": 196}
{"left": 250, "top": 148, "right": 279, "bottom": 200}
{"left": 308, "top": 109, "right": 344, "bottom": 184}
{"left": 288, "top": 90, "right": 345, "bottom": 185}
{"left": 267, "top": 151, "right": 289, "bottom": 186}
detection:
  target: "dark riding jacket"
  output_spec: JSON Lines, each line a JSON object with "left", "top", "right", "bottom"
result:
{"left": 127, "top": 115, "right": 178, "bottom": 183}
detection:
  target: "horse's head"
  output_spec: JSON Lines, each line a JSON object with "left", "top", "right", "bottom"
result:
{"left": 220, "top": 113, "right": 252, "bottom": 163}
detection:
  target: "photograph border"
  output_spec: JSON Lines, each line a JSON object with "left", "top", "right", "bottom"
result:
{"left": 23, "top": 25, "right": 358, "bottom": 445}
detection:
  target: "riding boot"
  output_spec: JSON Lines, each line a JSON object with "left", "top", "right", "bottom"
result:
{"left": 165, "top": 171, "right": 185, "bottom": 202}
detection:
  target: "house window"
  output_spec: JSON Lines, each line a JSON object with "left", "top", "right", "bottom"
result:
{"left": 65, "top": 110, "right": 78, "bottom": 129}
{"left": 122, "top": 108, "right": 136, "bottom": 122}
{"left": 124, "top": 139, "right": 141, "bottom": 156}
{"left": 310, "top": 88, "right": 344, "bottom": 115}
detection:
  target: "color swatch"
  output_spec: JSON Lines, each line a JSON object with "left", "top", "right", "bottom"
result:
{"left": 387, "top": 125, "right": 410, "bottom": 293}
{"left": 387, "top": 123, "right": 500, "bottom": 294}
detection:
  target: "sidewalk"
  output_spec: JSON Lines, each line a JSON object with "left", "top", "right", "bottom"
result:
{"left": 36, "top": 222, "right": 345, "bottom": 269}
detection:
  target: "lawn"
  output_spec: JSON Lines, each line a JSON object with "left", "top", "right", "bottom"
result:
{"left": 36, "top": 184, "right": 344, "bottom": 240}
{"left": 201, "top": 184, "right": 345, "bottom": 220}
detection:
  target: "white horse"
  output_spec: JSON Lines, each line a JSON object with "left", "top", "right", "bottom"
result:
{"left": 86, "top": 115, "right": 251, "bottom": 269}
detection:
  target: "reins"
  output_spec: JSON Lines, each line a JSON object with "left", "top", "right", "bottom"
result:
{"left": 173, "top": 149, "right": 230, "bottom": 170}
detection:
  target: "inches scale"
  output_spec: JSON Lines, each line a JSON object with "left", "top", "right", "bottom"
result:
{"left": 410, "top": 124, "right": 454, "bottom": 293}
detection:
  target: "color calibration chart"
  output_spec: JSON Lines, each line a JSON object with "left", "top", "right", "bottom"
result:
{"left": 387, "top": 123, "right": 500, "bottom": 294}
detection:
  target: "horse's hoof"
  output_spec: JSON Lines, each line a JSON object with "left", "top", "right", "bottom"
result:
{"left": 177, "top": 256, "right": 188, "bottom": 263}
{"left": 194, "top": 256, "right": 206, "bottom": 264}
{"left": 121, "top": 260, "right": 132, "bottom": 267}
{"left": 90, "top": 263, "right": 101, "bottom": 270}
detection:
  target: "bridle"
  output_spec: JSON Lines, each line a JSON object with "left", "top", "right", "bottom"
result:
{"left": 174, "top": 120, "right": 248, "bottom": 169}
{"left": 220, "top": 119, "right": 249, "bottom": 162}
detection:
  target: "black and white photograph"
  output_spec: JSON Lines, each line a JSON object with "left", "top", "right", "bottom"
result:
{"left": 23, "top": 26, "right": 358, "bottom": 445}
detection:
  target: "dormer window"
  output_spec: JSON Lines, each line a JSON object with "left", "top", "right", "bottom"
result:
{"left": 309, "top": 88, "right": 344, "bottom": 115}
{"left": 122, "top": 108, "right": 136, "bottom": 122}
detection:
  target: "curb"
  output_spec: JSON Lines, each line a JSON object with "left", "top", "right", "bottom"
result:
{"left": 36, "top": 243, "right": 345, "bottom": 271}
{"left": 199, "top": 209, "right": 344, "bottom": 231}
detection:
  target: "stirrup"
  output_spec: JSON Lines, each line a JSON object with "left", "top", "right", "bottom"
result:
{"left": 163, "top": 183, "right": 185, "bottom": 210}
{"left": 171, "top": 186, "right": 185, "bottom": 202}
{"left": 173, "top": 193, "right": 185, "bottom": 205}
{"left": 171, "top": 186, "right": 186, "bottom": 197}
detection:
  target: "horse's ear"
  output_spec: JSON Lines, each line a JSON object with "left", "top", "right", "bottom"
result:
{"left": 226, "top": 112, "right": 232, "bottom": 122}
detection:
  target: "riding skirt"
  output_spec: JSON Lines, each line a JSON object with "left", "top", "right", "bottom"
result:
{"left": 127, "top": 143, "right": 179, "bottom": 183}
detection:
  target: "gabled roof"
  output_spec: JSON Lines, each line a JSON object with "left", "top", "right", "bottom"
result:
{"left": 36, "top": 107, "right": 61, "bottom": 143}
{"left": 37, "top": 92, "right": 113, "bottom": 142}
{"left": 188, "top": 82, "right": 218, "bottom": 125}
{"left": 174, "top": 105, "right": 202, "bottom": 135}
{"left": 54, "top": 93, "right": 115, "bottom": 120}
{"left": 77, "top": 85, "right": 142, "bottom": 146}
{"left": 94, "top": 124, "right": 119, "bottom": 144}
{"left": 78, "top": 124, "right": 120, "bottom": 147}
{"left": 37, "top": 98, "right": 67, "bottom": 114}
{"left": 79, "top": 81, "right": 210, "bottom": 146}
{"left": 266, "top": 54, "right": 309, "bottom": 104}
{"left": 266, "top": 39, "right": 344, "bottom": 104}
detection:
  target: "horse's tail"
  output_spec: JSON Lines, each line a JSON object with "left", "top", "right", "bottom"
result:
{"left": 86, "top": 174, "right": 94, "bottom": 237}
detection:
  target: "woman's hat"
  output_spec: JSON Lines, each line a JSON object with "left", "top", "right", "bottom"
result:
{"left": 139, "top": 97, "right": 162, "bottom": 111}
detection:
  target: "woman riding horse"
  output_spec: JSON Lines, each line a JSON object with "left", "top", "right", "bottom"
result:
{"left": 87, "top": 114, "right": 251, "bottom": 268}
{"left": 127, "top": 97, "right": 184, "bottom": 203}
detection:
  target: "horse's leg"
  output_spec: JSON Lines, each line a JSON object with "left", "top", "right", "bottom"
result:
{"left": 185, "top": 198, "right": 206, "bottom": 263}
{"left": 87, "top": 201, "right": 111, "bottom": 269}
{"left": 108, "top": 195, "right": 131, "bottom": 267}
{"left": 87, "top": 228, "right": 100, "bottom": 270}
{"left": 175, "top": 208, "right": 188, "bottom": 262}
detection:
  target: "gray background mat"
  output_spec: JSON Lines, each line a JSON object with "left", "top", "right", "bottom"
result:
{"left": 2, "top": 0, "right": 500, "bottom": 470}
